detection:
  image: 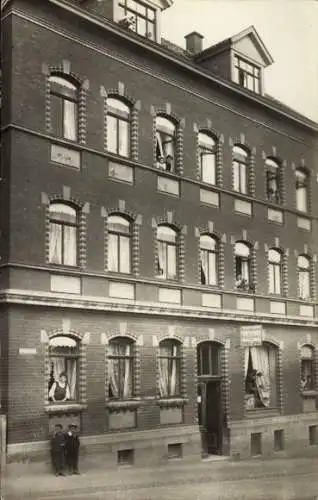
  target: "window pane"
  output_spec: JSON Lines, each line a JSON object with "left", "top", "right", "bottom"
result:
{"left": 157, "top": 241, "right": 166, "bottom": 278}
{"left": 108, "top": 216, "right": 130, "bottom": 234}
{"left": 299, "top": 270, "right": 310, "bottom": 298}
{"left": 208, "top": 252, "right": 217, "bottom": 285}
{"left": 235, "top": 242, "right": 250, "bottom": 257}
{"left": 118, "top": 119, "right": 129, "bottom": 157}
{"left": 63, "top": 225, "right": 77, "bottom": 266}
{"left": 233, "top": 161, "right": 240, "bottom": 191}
{"left": 200, "top": 250, "right": 208, "bottom": 285}
{"left": 269, "top": 249, "right": 281, "bottom": 263}
{"left": 49, "top": 76, "right": 77, "bottom": 92}
{"left": 48, "top": 356, "right": 77, "bottom": 402}
{"left": 157, "top": 226, "right": 176, "bottom": 243}
{"left": 107, "top": 115, "right": 118, "bottom": 154}
{"left": 137, "top": 16, "right": 147, "bottom": 37}
{"left": 107, "top": 98, "right": 130, "bottom": 116}
{"left": 240, "top": 163, "right": 247, "bottom": 193}
{"left": 298, "top": 255, "right": 310, "bottom": 269}
{"left": 167, "top": 245, "right": 177, "bottom": 279}
{"left": 273, "top": 265, "right": 281, "bottom": 294}
{"left": 108, "top": 233, "right": 118, "bottom": 271}
{"left": 200, "top": 235, "right": 216, "bottom": 251}
{"left": 296, "top": 187, "right": 307, "bottom": 212}
{"left": 49, "top": 203, "right": 77, "bottom": 223}
{"left": 120, "top": 235, "right": 131, "bottom": 273}
{"left": 49, "top": 223, "right": 62, "bottom": 264}
{"left": 201, "top": 152, "right": 216, "bottom": 184}
{"left": 50, "top": 94, "right": 63, "bottom": 137}
{"left": 156, "top": 116, "right": 175, "bottom": 134}
{"left": 268, "top": 264, "right": 275, "bottom": 294}
{"left": 64, "top": 100, "right": 77, "bottom": 141}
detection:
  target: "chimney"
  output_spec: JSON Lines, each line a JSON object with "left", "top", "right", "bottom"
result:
{"left": 185, "top": 31, "right": 204, "bottom": 55}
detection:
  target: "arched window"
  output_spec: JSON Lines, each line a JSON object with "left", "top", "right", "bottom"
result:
{"left": 107, "top": 98, "right": 130, "bottom": 157}
{"left": 156, "top": 225, "right": 177, "bottom": 280}
{"left": 198, "top": 132, "right": 216, "bottom": 185}
{"left": 48, "top": 335, "right": 79, "bottom": 403}
{"left": 156, "top": 116, "right": 176, "bottom": 172}
{"left": 49, "top": 75, "right": 78, "bottom": 141}
{"left": 233, "top": 145, "right": 249, "bottom": 194}
{"left": 268, "top": 249, "right": 282, "bottom": 295}
{"left": 234, "top": 241, "right": 251, "bottom": 289}
{"left": 49, "top": 203, "right": 78, "bottom": 266}
{"left": 244, "top": 342, "right": 277, "bottom": 409}
{"left": 108, "top": 337, "right": 134, "bottom": 399}
{"left": 295, "top": 168, "right": 308, "bottom": 212}
{"left": 200, "top": 235, "right": 218, "bottom": 285}
{"left": 197, "top": 341, "right": 221, "bottom": 376}
{"left": 265, "top": 158, "right": 281, "bottom": 204}
{"left": 108, "top": 215, "right": 131, "bottom": 273}
{"left": 298, "top": 255, "right": 311, "bottom": 299}
{"left": 301, "top": 345, "right": 315, "bottom": 391}
{"left": 158, "top": 339, "right": 181, "bottom": 397}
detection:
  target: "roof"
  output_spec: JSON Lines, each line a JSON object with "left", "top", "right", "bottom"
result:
{"left": 196, "top": 25, "right": 274, "bottom": 67}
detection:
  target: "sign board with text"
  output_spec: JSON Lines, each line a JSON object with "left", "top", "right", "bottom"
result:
{"left": 240, "top": 325, "right": 263, "bottom": 347}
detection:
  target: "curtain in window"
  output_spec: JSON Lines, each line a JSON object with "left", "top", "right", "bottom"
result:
{"left": 167, "top": 244, "right": 176, "bottom": 279}
{"left": 49, "top": 223, "right": 62, "bottom": 263}
{"left": 64, "top": 100, "right": 77, "bottom": 141}
{"left": 108, "top": 344, "right": 132, "bottom": 398}
{"left": 64, "top": 225, "right": 77, "bottom": 266}
{"left": 120, "top": 235, "right": 131, "bottom": 273}
{"left": 157, "top": 241, "right": 166, "bottom": 276}
{"left": 296, "top": 187, "right": 307, "bottom": 212}
{"left": 49, "top": 357, "right": 75, "bottom": 400}
{"left": 119, "top": 120, "right": 129, "bottom": 157}
{"left": 158, "top": 355, "right": 169, "bottom": 396}
{"left": 108, "top": 354, "right": 119, "bottom": 398}
{"left": 244, "top": 348, "right": 250, "bottom": 378}
{"left": 107, "top": 115, "right": 117, "bottom": 154}
{"left": 159, "top": 344, "right": 178, "bottom": 397}
{"left": 201, "top": 153, "right": 216, "bottom": 184}
{"left": 299, "top": 270, "right": 310, "bottom": 298}
{"left": 250, "top": 346, "right": 270, "bottom": 407}
{"left": 108, "top": 233, "right": 118, "bottom": 271}
{"left": 269, "top": 264, "right": 281, "bottom": 294}
{"left": 200, "top": 250, "right": 208, "bottom": 284}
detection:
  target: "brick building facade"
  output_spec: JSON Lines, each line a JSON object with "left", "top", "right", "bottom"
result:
{"left": 1, "top": 0, "right": 318, "bottom": 466}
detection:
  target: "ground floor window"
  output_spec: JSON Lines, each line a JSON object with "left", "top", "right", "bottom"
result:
{"left": 244, "top": 343, "right": 277, "bottom": 409}
{"left": 48, "top": 336, "right": 79, "bottom": 403}
{"left": 158, "top": 339, "right": 181, "bottom": 397}
{"left": 108, "top": 337, "right": 134, "bottom": 399}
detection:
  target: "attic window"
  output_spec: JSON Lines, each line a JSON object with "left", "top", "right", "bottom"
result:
{"left": 234, "top": 56, "right": 261, "bottom": 94}
{"left": 118, "top": 0, "right": 156, "bottom": 40}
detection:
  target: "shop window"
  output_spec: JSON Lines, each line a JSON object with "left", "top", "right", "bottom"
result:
{"left": 108, "top": 215, "right": 131, "bottom": 273}
{"left": 158, "top": 339, "right": 181, "bottom": 397}
{"left": 295, "top": 168, "right": 309, "bottom": 213}
{"left": 300, "top": 345, "right": 315, "bottom": 391}
{"left": 49, "top": 75, "right": 78, "bottom": 141}
{"left": 265, "top": 158, "right": 281, "bottom": 204}
{"left": 235, "top": 241, "right": 252, "bottom": 291}
{"left": 48, "top": 336, "right": 79, "bottom": 403}
{"left": 233, "top": 145, "right": 249, "bottom": 194}
{"left": 156, "top": 116, "right": 176, "bottom": 172}
{"left": 198, "top": 132, "right": 216, "bottom": 185}
{"left": 200, "top": 235, "right": 218, "bottom": 286}
{"left": 156, "top": 225, "right": 178, "bottom": 280}
{"left": 107, "top": 98, "right": 130, "bottom": 157}
{"left": 268, "top": 248, "right": 282, "bottom": 295}
{"left": 244, "top": 343, "right": 277, "bottom": 409}
{"left": 49, "top": 203, "right": 78, "bottom": 266}
{"left": 298, "top": 255, "right": 311, "bottom": 299}
{"left": 108, "top": 337, "right": 134, "bottom": 399}
{"left": 197, "top": 341, "right": 221, "bottom": 376}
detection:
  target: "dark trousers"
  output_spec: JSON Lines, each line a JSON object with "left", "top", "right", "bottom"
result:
{"left": 65, "top": 449, "right": 79, "bottom": 473}
{"left": 51, "top": 448, "right": 65, "bottom": 474}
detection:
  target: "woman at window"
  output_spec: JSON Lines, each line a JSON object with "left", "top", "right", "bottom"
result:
{"left": 48, "top": 372, "right": 71, "bottom": 403}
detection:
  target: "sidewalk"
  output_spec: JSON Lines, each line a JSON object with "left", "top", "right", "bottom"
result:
{"left": 4, "top": 455, "right": 318, "bottom": 499}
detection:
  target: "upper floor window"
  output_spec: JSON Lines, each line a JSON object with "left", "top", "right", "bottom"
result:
{"left": 200, "top": 235, "right": 218, "bottom": 286}
{"left": 156, "top": 225, "right": 177, "bottom": 280}
{"left": 49, "top": 75, "right": 78, "bottom": 141}
{"left": 107, "top": 98, "right": 130, "bottom": 157}
{"left": 198, "top": 132, "right": 216, "bottom": 185}
{"left": 235, "top": 241, "right": 251, "bottom": 290}
{"left": 268, "top": 248, "right": 282, "bottom": 295}
{"left": 197, "top": 342, "right": 221, "bottom": 376}
{"left": 108, "top": 337, "right": 134, "bottom": 399}
{"left": 108, "top": 215, "right": 131, "bottom": 273}
{"left": 158, "top": 339, "right": 181, "bottom": 397}
{"left": 49, "top": 203, "right": 78, "bottom": 266}
{"left": 156, "top": 116, "right": 176, "bottom": 172}
{"left": 295, "top": 169, "right": 308, "bottom": 212}
{"left": 234, "top": 55, "right": 261, "bottom": 94}
{"left": 298, "top": 255, "right": 311, "bottom": 299}
{"left": 300, "top": 345, "right": 315, "bottom": 391}
{"left": 48, "top": 336, "right": 79, "bottom": 403}
{"left": 265, "top": 158, "right": 281, "bottom": 204}
{"left": 118, "top": 0, "right": 156, "bottom": 40}
{"left": 244, "top": 343, "right": 278, "bottom": 409}
{"left": 233, "top": 145, "right": 249, "bottom": 194}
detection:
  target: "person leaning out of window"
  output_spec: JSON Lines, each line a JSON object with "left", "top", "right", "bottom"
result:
{"left": 49, "top": 372, "right": 71, "bottom": 403}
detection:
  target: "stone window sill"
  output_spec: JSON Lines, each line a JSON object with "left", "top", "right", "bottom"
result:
{"left": 301, "top": 390, "right": 318, "bottom": 398}
{"left": 156, "top": 397, "right": 188, "bottom": 408}
{"left": 245, "top": 407, "right": 280, "bottom": 418}
{"left": 45, "top": 403, "right": 87, "bottom": 414}
{"left": 105, "top": 400, "right": 141, "bottom": 412}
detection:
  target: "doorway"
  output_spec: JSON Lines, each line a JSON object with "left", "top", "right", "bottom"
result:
{"left": 197, "top": 342, "right": 224, "bottom": 456}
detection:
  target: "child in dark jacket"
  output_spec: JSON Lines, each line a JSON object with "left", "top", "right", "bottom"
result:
{"left": 50, "top": 424, "right": 66, "bottom": 476}
{"left": 65, "top": 424, "right": 80, "bottom": 474}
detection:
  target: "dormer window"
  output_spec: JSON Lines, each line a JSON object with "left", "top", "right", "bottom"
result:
{"left": 118, "top": 0, "right": 156, "bottom": 40}
{"left": 234, "top": 55, "right": 261, "bottom": 94}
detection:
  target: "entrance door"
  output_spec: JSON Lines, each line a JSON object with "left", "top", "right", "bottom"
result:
{"left": 198, "top": 380, "right": 222, "bottom": 455}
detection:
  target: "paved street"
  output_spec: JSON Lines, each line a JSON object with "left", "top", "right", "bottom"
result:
{"left": 4, "top": 456, "right": 318, "bottom": 500}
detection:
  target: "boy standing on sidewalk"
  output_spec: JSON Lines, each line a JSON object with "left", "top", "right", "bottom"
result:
{"left": 65, "top": 424, "right": 80, "bottom": 475}
{"left": 50, "top": 424, "right": 66, "bottom": 476}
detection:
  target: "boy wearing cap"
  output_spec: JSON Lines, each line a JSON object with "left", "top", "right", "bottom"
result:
{"left": 50, "top": 423, "right": 66, "bottom": 476}
{"left": 65, "top": 424, "right": 80, "bottom": 475}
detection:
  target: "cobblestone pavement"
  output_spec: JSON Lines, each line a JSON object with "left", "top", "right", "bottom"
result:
{"left": 4, "top": 456, "right": 318, "bottom": 500}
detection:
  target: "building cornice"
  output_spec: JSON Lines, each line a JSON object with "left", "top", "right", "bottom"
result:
{"left": 8, "top": 0, "right": 316, "bottom": 132}
{"left": 1, "top": 289, "right": 318, "bottom": 328}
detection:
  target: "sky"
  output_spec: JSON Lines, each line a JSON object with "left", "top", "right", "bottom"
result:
{"left": 161, "top": 0, "right": 318, "bottom": 123}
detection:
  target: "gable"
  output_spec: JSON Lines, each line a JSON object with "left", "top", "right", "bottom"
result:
{"left": 233, "top": 35, "right": 268, "bottom": 67}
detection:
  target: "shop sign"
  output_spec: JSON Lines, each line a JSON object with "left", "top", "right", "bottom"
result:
{"left": 240, "top": 325, "right": 263, "bottom": 346}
